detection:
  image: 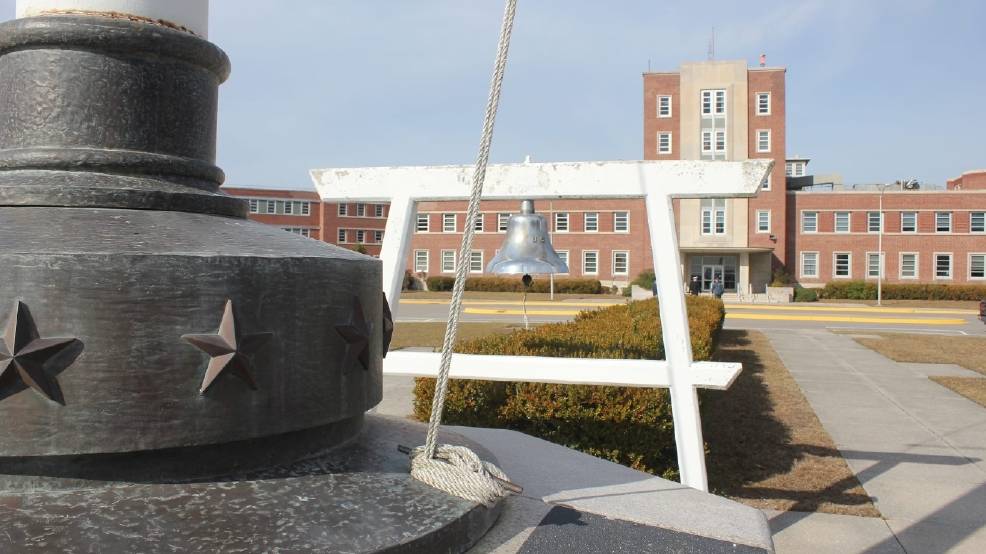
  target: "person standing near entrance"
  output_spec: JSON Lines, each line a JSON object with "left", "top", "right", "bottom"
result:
{"left": 689, "top": 276, "right": 702, "bottom": 296}
{"left": 712, "top": 277, "right": 724, "bottom": 300}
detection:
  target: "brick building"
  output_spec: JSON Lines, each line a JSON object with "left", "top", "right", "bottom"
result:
{"left": 223, "top": 187, "right": 322, "bottom": 240}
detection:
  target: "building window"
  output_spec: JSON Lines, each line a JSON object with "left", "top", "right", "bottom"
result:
{"left": 658, "top": 95, "right": 671, "bottom": 117}
{"left": 284, "top": 202, "right": 293, "bottom": 215}
{"left": 338, "top": 204, "right": 347, "bottom": 216}
{"left": 498, "top": 213, "right": 509, "bottom": 232}
{"left": 901, "top": 212, "right": 916, "bottom": 233}
{"left": 701, "top": 130, "right": 727, "bottom": 156}
{"left": 756, "top": 210, "right": 770, "bottom": 232}
{"left": 474, "top": 215, "right": 484, "bottom": 232}
{"left": 935, "top": 253, "right": 952, "bottom": 278}
{"left": 971, "top": 254, "right": 986, "bottom": 279}
{"left": 868, "top": 212, "right": 882, "bottom": 232}
{"left": 443, "top": 213, "right": 456, "bottom": 232}
{"left": 835, "top": 212, "right": 850, "bottom": 233}
{"left": 900, "top": 253, "right": 917, "bottom": 279}
{"left": 356, "top": 203, "right": 366, "bottom": 217}
{"left": 375, "top": 204, "right": 384, "bottom": 218}
{"left": 702, "top": 199, "right": 726, "bottom": 235}
{"left": 416, "top": 213, "right": 429, "bottom": 232}
{"left": 802, "top": 211, "right": 818, "bottom": 233}
{"left": 613, "top": 251, "right": 629, "bottom": 276}
{"left": 301, "top": 202, "right": 310, "bottom": 216}
{"left": 801, "top": 252, "right": 818, "bottom": 278}
{"left": 715, "top": 130, "right": 726, "bottom": 153}
{"left": 556, "top": 251, "right": 570, "bottom": 274}
{"left": 762, "top": 174, "right": 771, "bottom": 191}
{"left": 248, "top": 199, "right": 259, "bottom": 213}
{"left": 702, "top": 131, "right": 711, "bottom": 153}
{"left": 267, "top": 201, "right": 276, "bottom": 214}
{"left": 756, "top": 130, "right": 770, "bottom": 153}
{"left": 614, "top": 212, "right": 629, "bottom": 232}
{"left": 657, "top": 132, "right": 672, "bottom": 154}
{"left": 442, "top": 250, "right": 456, "bottom": 273}
{"left": 584, "top": 212, "right": 598, "bottom": 232}
{"left": 867, "top": 253, "right": 882, "bottom": 278}
{"left": 785, "top": 162, "right": 806, "bottom": 177}
{"left": 583, "top": 251, "right": 598, "bottom": 275}
{"left": 469, "top": 251, "right": 484, "bottom": 273}
{"left": 374, "top": 230, "right": 383, "bottom": 243}
{"left": 414, "top": 250, "right": 428, "bottom": 273}
{"left": 757, "top": 92, "right": 770, "bottom": 115}
{"left": 971, "top": 212, "right": 985, "bottom": 233}
{"left": 283, "top": 228, "right": 310, "bottom": 238}
{"left": 356, "top": 230, "right": 365, "bottom": 243}
{"left": 555, "top": 213, "right": 569, "bottom": 232}
{"left": 834, "top": 253, "right": 851, "bottom": 278}
{"left": 337, "top": 228, "right": 347, "bottom": 243}
{"left": 936, "top": 212, "right": 951, "bottom": 232}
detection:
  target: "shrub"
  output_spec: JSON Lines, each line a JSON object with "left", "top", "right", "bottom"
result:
{"left": 413, "top": 296, "right": 726, "bottom": 479}
{"left": 769, "top": 266, "right": 794, "bottom": 287}
{"left": 350, "top": 243, "right": 368, "bottom": 255}
{"left": 794, "top": 288, "right": 818, "bottom": 302}
{"left": 623, "top": 269, "right": 657, "bottom": 296}
{"left": 402, "top": 269, "right": 414, "bottom": 291}
{"left": 818, "top": 282, "right": 986, "bottom": 301}
{"left": 425, "top": 276, "right": 455, "bottom": 291}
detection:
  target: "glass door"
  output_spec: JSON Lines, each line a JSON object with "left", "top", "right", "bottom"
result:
{"left": 702, "top": 265, "right": 724, "bottom": 292}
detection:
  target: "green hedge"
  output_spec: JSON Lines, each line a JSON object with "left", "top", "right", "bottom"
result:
{"left": 413, "top": 296, "right": 726, "bottom": 479}
{"left": 819, "top": 281, "right": 986, "bottom": 301}
{"left": 794, "top": 288, "right": 818, "bottom": 302}
{"left": 622, "top": 269, "right": 656, "bottom": 296}
{"left": 425, "top": 276, "right": 603, "bottom": 294}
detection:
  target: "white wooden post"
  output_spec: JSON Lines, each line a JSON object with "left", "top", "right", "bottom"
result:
{"left": 312, "top": 159, "right": 772, "bottom": 491}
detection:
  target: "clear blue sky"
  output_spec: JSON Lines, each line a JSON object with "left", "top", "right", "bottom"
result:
{"left": 1, "top": 1, "right": 983, "bottom": 190}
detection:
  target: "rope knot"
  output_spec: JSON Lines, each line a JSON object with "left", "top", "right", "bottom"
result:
{"left": 408, "top": 444, "right": 510, "bottom": 507}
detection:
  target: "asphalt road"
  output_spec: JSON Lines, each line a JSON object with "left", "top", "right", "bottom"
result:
{"left": 394, "top": 297, "right": 984, "bottom": 336}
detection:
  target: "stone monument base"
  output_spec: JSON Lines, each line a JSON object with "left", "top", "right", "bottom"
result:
{"left": 0, "top": 415, "right": 501, "bottom": 553}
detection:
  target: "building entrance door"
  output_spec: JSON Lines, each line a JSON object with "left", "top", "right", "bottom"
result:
{"left": 702, "top": 265, "right": 724, "bottom": 292}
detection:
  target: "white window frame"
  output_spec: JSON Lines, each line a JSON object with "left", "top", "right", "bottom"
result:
{"left": 613, "top": 251, "right": 629, "bottom": 276}
{"left": 374, "top": 230, "right": 383, "bottom": 243}
{"left": 866, "top": 252, "right": 883, "bottom": 278}
{"left": 801, "top": 252, "right": 818, "bottom": 278}
{"left": 582, "top": 251, "right": 599, "bottom": 275}
{"left": 469, "top": 251, "right": 484, "bottom": 273}
{"left": 802, "top": 211, "right": 818, "bottom": 233}
{"left": 900, "top": 253, "right": 918, "bottom": 279}
{"left": 756, "top": 210, "right": 770, "bottom": 233}
{"left": 934, "top": 253, "right": 952, "bottom": 279}
{"left": 971, "top": 212, "right": 985, "bottom": 233}
{"left": 375, "top": 204, "right": 384, "bottom": 218}
{"left": 443, "top": 213, "right": 457, "bottom": 233}
{"left": 498, "top": 213, "right": 510, "bottom": 232}
{"left": 337, "top": 228, "right": 347, "bottom": 243}
{"left": 701, "top": 199, "right": 727, "bottom": 235}
{"left": 833, "top": 252, "right": 851, "bottom": 278}
{"left": 356, "top": 203, "right": 366, "bottom": 217}
{"left": 338, "top": 203, "right": 347, "bottom": 216}
{"left": 556, "top": 251, "right": 570, "bottom": 274}
{"left": 416, "top": 213, "right": 429, "bottom": 232}
{"left": 970, "top": 253, "right": 986, "bottom": 280}
{"left": 554, "top": 212, "right": 569, "bottom": 232}
{"left": 614, "top": 212, "right": 629, "bottom": 233}
{"left": 868, "top": 212, "right": 882, "bottom": 233}
{"left": 248, "top": 199, "right": 259, "bottom": 213}
{"left": 657, "top": 95, "right": 671, "bottom": 117}
{"left": 584, "top": 212, "right": 599, "bottom": 232}
{"left": 441, "top": 250, "right": 456, "bottom": 273}
{"left": 267, "top": 201, "right": 276, "bottom": 214}
{"left": 757, "top": 92, "right": 770, "bottom": 115}
{"left": 657, "top": 132, "right": 672, "bottom": 155}
{"left": 835, "top": 212, "right": 850, "bottom": 233}
{"left": 356, "top": 230, "right": 365, "bottom": 243}
{"left": 301, "top": 202, "right": 310, "bottom": 216}
{"left": 284, "top": 201, "right": 293, "bottom": 215}
{"left": 901, "top": 212, "right": 917, "bottom": 233}
{"left": 474, "top": 214, "right": 484, "bottom": 232}
{"left": 762, "top": 173, "right": 771, "bottom": 191}
{"left": 756, "top": 130, "right": 770, "bottom": 153}
{"left": 936, "top": 212, "right": 951, "bottom": 233}
{"left": 283, "top": 228, "right": 310, "bottom": 238}
{"left": 414, "top": 250, "right": 429, "bottom": 273}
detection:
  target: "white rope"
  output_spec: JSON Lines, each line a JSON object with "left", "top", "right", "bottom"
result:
{"left": 409, "top": 0, "right": 518, "bottom": 507}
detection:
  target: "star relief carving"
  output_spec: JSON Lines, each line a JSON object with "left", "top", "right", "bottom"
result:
{"left": 0, "top": 301, "right": 81, "bottom": 403}
{"left": 183, "top": 300, "right": 272, "bottom": 394}
{"left": 336, "top": 296, "right": 374, "bottom": 373}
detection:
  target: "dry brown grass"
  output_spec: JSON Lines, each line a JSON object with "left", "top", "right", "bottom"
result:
{"left": 928, "top": 377, "right": 986, "bottom": 409}
{"left": 390, "top": 321, "right": 526, "bottom": 351}
{"left": 852, "top": 333, "right": 986, "bottom": 376}
{"left": 703, "top": 329, "right": 880, "bottom": 516}
{"left": 400, "top": 291, "right": 623, "bottom": 302}
{"left": 818, "top": 298, "right": 981, "bottom": 311}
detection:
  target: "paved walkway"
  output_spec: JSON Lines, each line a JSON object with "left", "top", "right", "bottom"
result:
{"left": 762, "top": 329, "right": 986, "bottom": 553}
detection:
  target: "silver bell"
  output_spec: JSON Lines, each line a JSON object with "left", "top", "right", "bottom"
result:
{"left": 486, "top": 200, "right": 569, "bottom": 274}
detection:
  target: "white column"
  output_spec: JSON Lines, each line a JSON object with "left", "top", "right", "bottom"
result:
{"left": 16, "top": 0, "right": 209, "bottom": 38}
{"left": 379, "top": 197, "right": 418, "bottom": 317}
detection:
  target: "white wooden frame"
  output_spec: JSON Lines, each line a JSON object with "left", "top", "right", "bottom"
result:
{"left": 312, "top": 159, "right": 772, "bottom": 491}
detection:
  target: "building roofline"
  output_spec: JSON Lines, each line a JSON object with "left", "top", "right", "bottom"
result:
{"left": 749, "top": 66, "right": 787, "bottom": 72}
{"left": 787, "top": 189, "right": 986, "bottom": 195}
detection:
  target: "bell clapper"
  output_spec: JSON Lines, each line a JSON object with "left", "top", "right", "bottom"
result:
{"left": 521, "top": 274, "right": 532, "bottom": 330}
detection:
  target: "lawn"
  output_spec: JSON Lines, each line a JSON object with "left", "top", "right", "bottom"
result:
{"left": 703, "top": 329, "right": 879, "bottom": 516}
{"left": 850, "top": 332, "right": 986, "bottom": 408}
{"left": 818, "top": 298, "right": 981, "bottom": 311}
{"left": 399, "top": 290, "right": 624, "bottom": 302}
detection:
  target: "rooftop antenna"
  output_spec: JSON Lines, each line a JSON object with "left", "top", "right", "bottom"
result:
{"left": 708, "top": 27, "right": 715, "bottom": 61}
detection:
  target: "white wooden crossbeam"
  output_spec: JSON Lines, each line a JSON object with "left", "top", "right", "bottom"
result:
{"left": 311, "top": 158, "right": 772, "bottom": 492}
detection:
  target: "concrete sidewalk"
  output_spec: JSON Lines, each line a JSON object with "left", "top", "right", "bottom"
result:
{"left": 763, "top": 329, "right": 986, "bottom": 553}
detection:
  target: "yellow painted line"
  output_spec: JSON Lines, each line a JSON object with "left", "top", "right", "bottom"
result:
{"left": 724, "top": 304, "right": 975, "bottom": 315}
{"left": 401, "top": 300, "right": 622, "bottom": 307}
{"left": 465, "top": 308, "right": 583, "bottom": 316}
{"left": 725, "top": 313, "right": 966, "bottom": 325}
